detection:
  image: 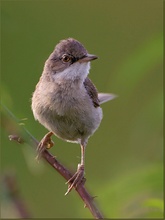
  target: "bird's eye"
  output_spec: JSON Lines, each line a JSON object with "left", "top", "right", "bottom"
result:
{"left": 62, "top": 54, "right": 71, "bottom": 63}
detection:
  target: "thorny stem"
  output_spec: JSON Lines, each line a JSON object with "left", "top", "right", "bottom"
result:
{"left": 3, "top": 104, "right": 104, "bottom": 219}
{"left": 9, "top": 134, "right": 104, "bottom": 219}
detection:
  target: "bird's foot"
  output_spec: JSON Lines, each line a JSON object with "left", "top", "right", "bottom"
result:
{"left": 36, "top": 131, "right": 54, "bottom": 160}
{"left": 65, "top": 164, "right": 86, "bottom": 195}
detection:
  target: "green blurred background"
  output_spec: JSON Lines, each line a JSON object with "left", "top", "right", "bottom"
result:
{"left": 1, "top": 0, "right": 163, "bottom": 218}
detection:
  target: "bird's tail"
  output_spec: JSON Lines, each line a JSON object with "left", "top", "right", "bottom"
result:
{"left": 98, "top": 93, "right": 117, "bottom": 104}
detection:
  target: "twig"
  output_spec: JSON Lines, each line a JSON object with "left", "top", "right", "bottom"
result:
{"left": 42, "top": 150, "right": 103, "bottom": 219}
{"left": 9, "top": 134, "right": 104, "bottom": 219}
{"left": 9, "top": 133, "right": 103, "bottom": 219}
{"left": 2, "top": 103, "right": 104, "bottom": 218}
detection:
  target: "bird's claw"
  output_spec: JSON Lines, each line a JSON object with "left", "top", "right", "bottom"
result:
{"left": 36, "top": 132, "right": 54, "bottom": 160}
{"left": 65, "top": 164, "right": 85, "bottom": 195}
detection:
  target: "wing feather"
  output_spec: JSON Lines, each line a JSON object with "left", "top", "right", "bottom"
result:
{"left": 83, "top": 77, "right": 100, "bottom": 108}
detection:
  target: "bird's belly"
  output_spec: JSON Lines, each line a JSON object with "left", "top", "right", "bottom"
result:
{"left": 32, "top": 84, "right": 103, "bottom": 143}
{"left": 38, "top": 105, "right": 102, "bottom": 143}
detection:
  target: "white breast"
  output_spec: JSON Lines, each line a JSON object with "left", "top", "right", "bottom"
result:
{"left": 52, "top": 62, "right": 91, "bottom": 82}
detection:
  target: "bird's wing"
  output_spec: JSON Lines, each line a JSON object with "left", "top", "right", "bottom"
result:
{"left": 83, "top": 77, "right": 100, "bottom": 108}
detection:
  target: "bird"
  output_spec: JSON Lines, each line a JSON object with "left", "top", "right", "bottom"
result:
{"left": 31, "top": 38, "right": 116, "bottom": 194}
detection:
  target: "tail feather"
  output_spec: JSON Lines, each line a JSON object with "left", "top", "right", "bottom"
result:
{"left": 98, "top": 93, "right": 117, "bottom": 104}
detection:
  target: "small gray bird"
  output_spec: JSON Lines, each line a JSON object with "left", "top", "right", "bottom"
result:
{"left": 31, "top": 38, "right": 116, "bottom": 194}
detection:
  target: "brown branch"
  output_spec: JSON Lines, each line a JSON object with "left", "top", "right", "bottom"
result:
{"left": 2, "top": 171, "right": 32, "bottom": 218}
{"left": 9, "top": 134, "right": 104, "bottom": 219}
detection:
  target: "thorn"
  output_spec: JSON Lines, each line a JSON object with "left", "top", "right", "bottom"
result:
{"left": 81, "top": 177, "right": 86, "bottom": 185}
{"left": 92, "top": 195, "right": 98, "bottom": 200}
{"left": 19, "top": 122, "right": 25, "bottom": 126}
{"left": 20, "top": 118, "right": 28, "bottom": 121}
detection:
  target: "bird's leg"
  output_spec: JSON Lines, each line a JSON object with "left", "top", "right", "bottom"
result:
{"left": 36, "top": 131, "right": 54, "bottom": 160}
{"left": 65, "top": 143, "right": 86, "bottom": 195}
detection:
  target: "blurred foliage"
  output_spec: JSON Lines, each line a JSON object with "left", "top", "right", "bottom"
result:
{"left": 1, "top": 0, "right": 163, "bottom": 218}
{"left": 98, "top": 164, "right": 163, "bottom": 218}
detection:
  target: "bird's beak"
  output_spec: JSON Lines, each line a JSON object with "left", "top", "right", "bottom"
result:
{"left": 79, "top": 54, "right": 98, "bottom": 63}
